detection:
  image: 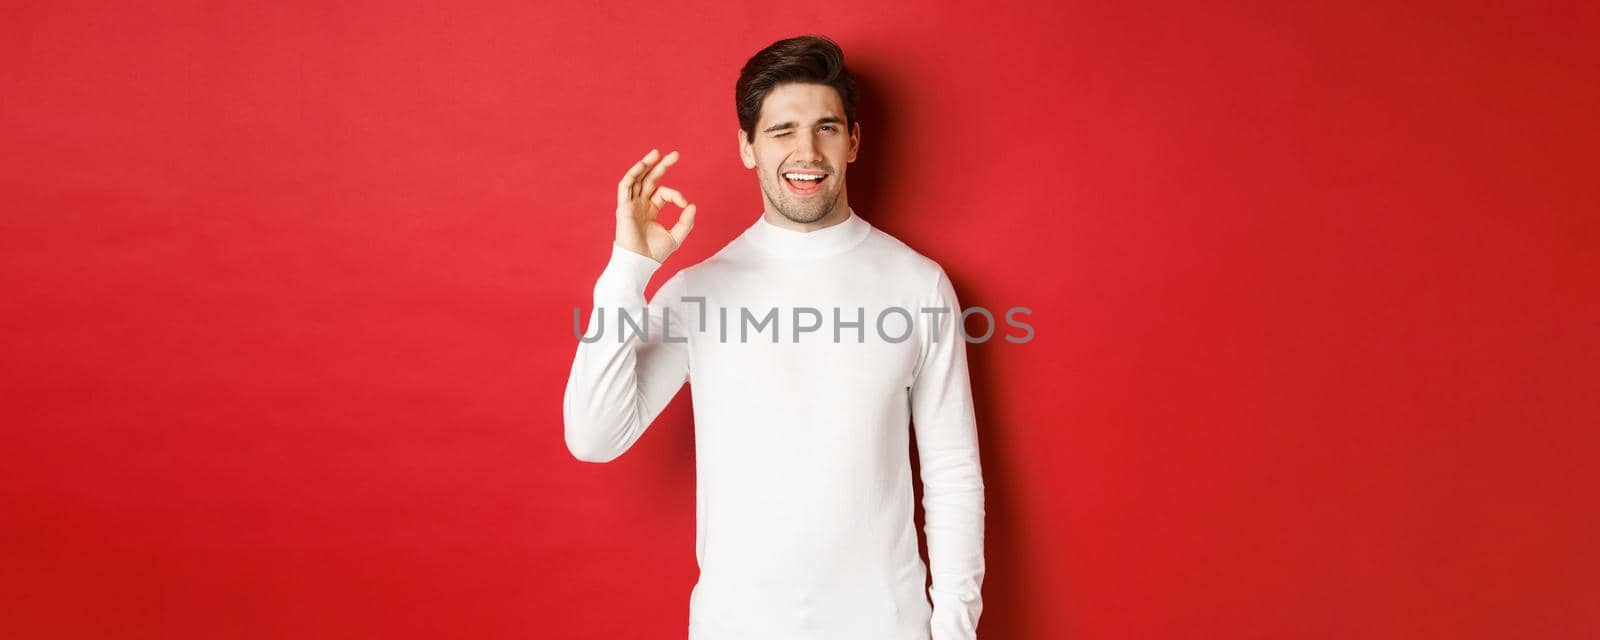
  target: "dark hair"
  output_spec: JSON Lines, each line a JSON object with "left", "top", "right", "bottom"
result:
{"left": 735, "top": 34, "right": 858, "bottom": 144}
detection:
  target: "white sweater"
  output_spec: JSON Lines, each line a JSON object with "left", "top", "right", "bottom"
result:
{"left": 563, "top": 208, "right": 985, "bottom": 640}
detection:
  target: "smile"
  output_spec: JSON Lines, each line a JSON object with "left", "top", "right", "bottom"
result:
{"left": 782, "top": 171, "right": 827, "bottom": 196}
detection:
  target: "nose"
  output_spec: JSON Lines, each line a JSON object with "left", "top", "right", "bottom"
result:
{"left": 793, "top": 130, "right": 823, "bottom": 163}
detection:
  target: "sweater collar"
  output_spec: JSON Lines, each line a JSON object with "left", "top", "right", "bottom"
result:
{"left": 743, "top": 206, "right": 872, "bottom": 260}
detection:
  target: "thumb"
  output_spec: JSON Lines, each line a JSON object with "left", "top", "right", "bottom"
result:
{"left": 668, "top": 204, "right": 696, "bottom": 248}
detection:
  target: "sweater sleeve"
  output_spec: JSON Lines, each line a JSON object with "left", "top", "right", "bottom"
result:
{"left": 910, "top": 268, "right": 987, "bottom": 639}
{"left": 562, "top": 242, "right": 692, "bottom": 463}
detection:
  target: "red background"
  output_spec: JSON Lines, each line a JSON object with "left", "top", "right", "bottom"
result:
{"left": 3, "top": 1, "right": 1596, "bottom": 638}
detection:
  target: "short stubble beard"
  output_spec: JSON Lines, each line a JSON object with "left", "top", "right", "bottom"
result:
{"left": 761, "top": 167, "right": 843, "bottom": 225}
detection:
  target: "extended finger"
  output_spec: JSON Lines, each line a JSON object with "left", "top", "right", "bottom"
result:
{"left": 650, "top": 185, "right": 689, "bottom": 209}
{"left": 617, "top": 149, "right": 661, "bottom": 202}
{"left": 639, "top": 150, "right": 680, "bottom": 201}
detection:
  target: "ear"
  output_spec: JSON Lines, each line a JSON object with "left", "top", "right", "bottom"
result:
{"left": 847, "top": 121, "right": 861, "bottom": 163}
{"left": 738, "top": 129, "right": 756, "bottom": 169}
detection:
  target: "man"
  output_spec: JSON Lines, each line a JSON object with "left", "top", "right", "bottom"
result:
{"left": 563, "top": 34, "right": 985, "bottom": 640}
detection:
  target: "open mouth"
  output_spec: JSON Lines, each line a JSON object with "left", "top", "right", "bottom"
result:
{"left": 782, "top": 171, "right": 828, "bottom": 196}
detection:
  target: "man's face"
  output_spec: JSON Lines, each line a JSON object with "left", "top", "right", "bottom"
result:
{"left": 739, "top": 82, "right": 860, "bottom": 224}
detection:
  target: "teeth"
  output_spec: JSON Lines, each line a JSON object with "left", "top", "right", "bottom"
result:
{"left": 784, "top": 173, "right": 824, "bottom": 181}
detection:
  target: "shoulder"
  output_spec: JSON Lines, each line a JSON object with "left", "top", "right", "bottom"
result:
{"left": 653, "top": 233, "right": 748, "bottom": 294}
{"left": 860, "top": 224, "right": 950, "bottom": 293}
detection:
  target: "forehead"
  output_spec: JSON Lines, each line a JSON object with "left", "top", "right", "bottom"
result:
{"left": 758, "top": 82, "right": 844, "bottom": 126}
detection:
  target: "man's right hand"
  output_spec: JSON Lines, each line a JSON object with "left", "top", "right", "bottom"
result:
{"left": 615, "top": 148, "right": 696, "bottom": 262}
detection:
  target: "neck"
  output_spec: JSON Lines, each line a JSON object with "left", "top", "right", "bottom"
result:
{"left": 744, "top": 203, "right": 871, "bottom": 260}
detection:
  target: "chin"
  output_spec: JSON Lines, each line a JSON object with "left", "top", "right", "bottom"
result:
{"left": 779, "top": 204, "right": 832, "bottom": 224}
{"left": 764, "top": 178, "right": 840, "bottom": 224}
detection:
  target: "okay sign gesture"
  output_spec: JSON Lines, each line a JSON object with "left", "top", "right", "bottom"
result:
{"left": 615, "top": 149, "right": 697, "bottom": 262}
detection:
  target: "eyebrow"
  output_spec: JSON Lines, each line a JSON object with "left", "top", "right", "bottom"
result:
{"left": 762, "top": 116, "right": 845, "bottom": 133}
